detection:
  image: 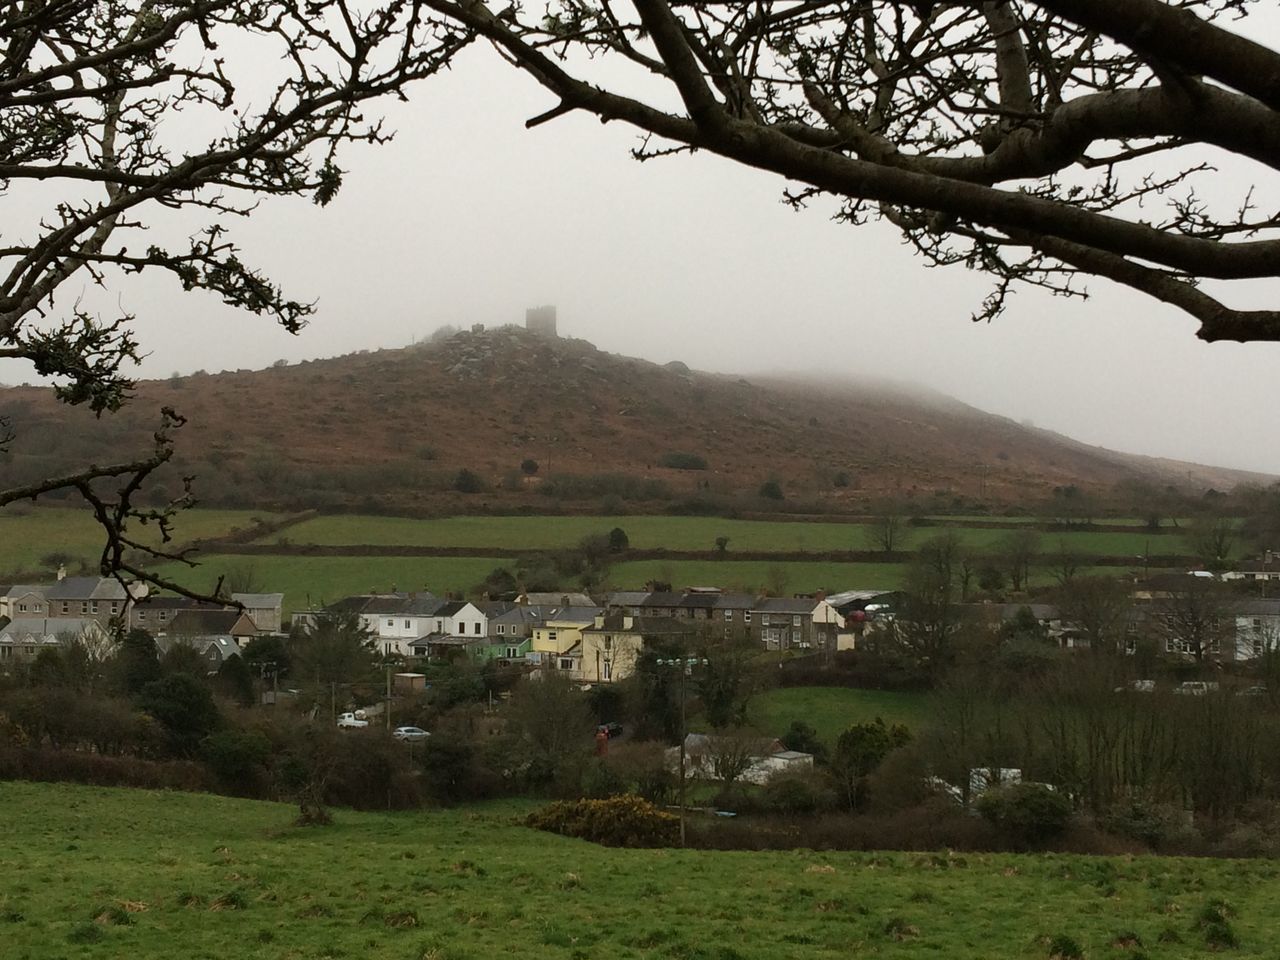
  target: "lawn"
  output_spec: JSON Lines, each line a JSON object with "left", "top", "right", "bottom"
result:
{"left": 0, "top": 507, "right": 284, "bottom": 578}
{"left": 748, "top": 687, "right": 932, "bottom": 744}
{"left": 262, "top": 514, "right": 1210, "bottom": 558}
{"left": 4, "top": 781, "right": 1280, "bottom": 960}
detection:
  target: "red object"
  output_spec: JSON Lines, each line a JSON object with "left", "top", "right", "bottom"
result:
{"left": 594, "top": 729, "right": 609, "bottom": 756}
{"left": 849, "top": 610, "right": 867, "bottom": 623}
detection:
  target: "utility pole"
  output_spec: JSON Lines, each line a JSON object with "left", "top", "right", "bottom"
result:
{"left": 657, "top": 656, "right": 707, "bottom": 848}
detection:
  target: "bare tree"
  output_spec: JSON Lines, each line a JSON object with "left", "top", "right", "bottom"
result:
{"left": 415, "top": 0, "right": 1280, "bottom": 342}
{"left": 865, "top": 514, "right": 904, "bottom": 554}
{"left": 1056, "top": 575, "right": 1132, "bottom": 653}
{"left": 1185, "top": 515, "right": 1238, "bottom": 570}
{"left": 999, "top": 529, "right": 1042, "bottom": 592}
{"left": 1152, "top": 577, "right": 1232, "bottom": 662}
{"left": 0, "top": 0, "right": 469, "bottom": 590}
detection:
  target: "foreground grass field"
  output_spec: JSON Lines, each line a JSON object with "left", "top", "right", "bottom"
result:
{"left": 4, "top": 782, "right": 1280, "bottom": 960}
{"left": 748, "top": 687, "right": 931, "bottom": 743}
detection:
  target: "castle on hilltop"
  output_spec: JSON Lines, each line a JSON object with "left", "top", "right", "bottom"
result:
{"left": 525, "top": 305, "right": 557, "bottom": 338}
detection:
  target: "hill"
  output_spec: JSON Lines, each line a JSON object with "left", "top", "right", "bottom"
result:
{"left": 0, "top": 326, "right": 1266, "bottom": 514}
{"left": 6, "top": 781, "right": 1278, "bottom": 959}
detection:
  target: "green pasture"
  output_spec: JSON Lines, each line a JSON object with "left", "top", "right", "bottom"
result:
{"left": 0, "top": 508, "right": 282, "bottom": 577}
{"left": 148, "top": 555, "right": 507, "bottom": 616}
{"left": 748, "top": 687, "right": 931, "bottom": 743}
{"left": 256, "top": 513, "right": 1211, "bottom": 557}
{"left": 607, "top": 559, "right": 906, "bottom": 594}
{"left": 5, "top": 781, "right": 1280, "bottom": 960}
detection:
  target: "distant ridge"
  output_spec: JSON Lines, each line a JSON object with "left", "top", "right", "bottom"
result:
{"left": 0, "top": 326, "right": 1268, "bottom": 514}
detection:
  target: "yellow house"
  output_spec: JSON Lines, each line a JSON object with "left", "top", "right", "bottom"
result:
{"left": 529, "top": 607, "right": 600, "bottom": 667}
{"left": 578, "top": 613, "right": 698, "bottom": 683}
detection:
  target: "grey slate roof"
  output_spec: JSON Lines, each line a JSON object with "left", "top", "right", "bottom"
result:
{"left": 754, "top": 597, "right": 821, "bottom": 615}
{"left": 543, "top": 605, "right": 604, "bottom": 623}
{"left": 0, "top": 617, "right": 102, "bottom": 643}
{"left": 46, "top": 577, "right": 127, "bottom": 601}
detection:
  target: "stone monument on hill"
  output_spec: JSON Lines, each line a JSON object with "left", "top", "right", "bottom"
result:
{"left": 525, "top": 305, "right": 557, "bottom": 338}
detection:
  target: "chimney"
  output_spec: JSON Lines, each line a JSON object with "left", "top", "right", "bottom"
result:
{"left": 815, "top": 590, "right": 826, "bottom": 602}
{"left": 623, "top": 615, "right": 634, "bottom": 631}
{"left": 561, "top": 595, "right": 570, "bottom": 607}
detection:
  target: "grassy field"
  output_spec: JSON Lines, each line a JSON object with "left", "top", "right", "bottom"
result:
{"left": 748, "top": 687, "right": 931, "bottom": 744}
{"left": 5, "top": 782, "right": 1280, "bottom": 960}
{"left": 256, "top": 514, "right": 1211, "bottom": 557}
{"left": 0, "top": 508, "right": 283, "bottom": 577}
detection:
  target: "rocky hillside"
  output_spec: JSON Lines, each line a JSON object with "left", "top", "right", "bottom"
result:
{"left": 0, "top": 326, "right": 1266, "bottom": 514}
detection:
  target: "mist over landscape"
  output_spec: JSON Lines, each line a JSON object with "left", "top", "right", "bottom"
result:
{"left": 8, "top": 3, "right": 1280, "bottom": 959}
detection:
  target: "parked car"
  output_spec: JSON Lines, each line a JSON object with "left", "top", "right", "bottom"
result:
{"left": 597, "top": 722, "right": 624, "bottom": 739}
{"left": 1173, "top": 681, "right": 1218, "bottom": 696}
{"left": 1114, "top": 679, "right": 1156, "bottom": 693}
{"left": 1238, "top": 685, "right": 1268, "bottom": 697}
{"left": 337, "top": 712, "right": 369, "bottom": 728}
{"left": 392, "top": 726, "right": 430, "bottom": 742}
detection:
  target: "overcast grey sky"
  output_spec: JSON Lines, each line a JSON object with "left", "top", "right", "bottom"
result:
{"left": 5, "top": 13, "right": 1280, "bottom": 478}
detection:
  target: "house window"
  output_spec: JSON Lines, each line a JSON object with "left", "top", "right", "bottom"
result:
{"left": 506, "top": 646, "right": 520, "bottom": 659}
{"left": 80, "top": 602, "right": 88, "bottom": 614}
{"left": 792, "top": 615, "right": 801, "bottom": 626}
{"left": 792, "top": 630, "right": 802, "bottom": 646}
{"left": 559, "top": 658, "right": 574, "bottom": 670}
{"left": 548, "top": 630, "right": 558, "bottom": 643}
{"left": 61, "top": 602, "right": 69, "bottom": 614}
{"left": 744, "top": 611, "right": 751, "bottom": 624}
{"left": 404, "top": 620, "right": 411, "bottom": 629}
{"left": 17, "top": 603, "right": 27, "bottom": 613}
{"left": 497, "top": 624, "right": 506, "bottom": 635}
{"left": 90, "top": 601, "right": 99, "bottom": 614}
{"left": 436, "top": 620, "right": 443, "bottom": 632}
{"left": 387, "top": 619, "right": 394, "bottom": 627}
{"left": 474, "top": 622, "right": 481, "bottom": 635}
{"left": 603, "top": 661, "right": 613, "bottom": 681}
{"left": 110, "top": 602, "right": 120, "bottom": 614}
{"left": 138, "top": 611, "right": 147, "bottom": 621}
{"left": 723, "top": 609, "right": 732, "bottom": 621}
{"left": 604, "top": 636, "right": 612, "bottom": 650}
{"left": 158, "top": 611, "right": 168, "bottom": 621}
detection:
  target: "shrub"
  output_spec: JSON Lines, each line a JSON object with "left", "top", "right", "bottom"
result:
{"left": 453, "top": 469, "right": 485, "bottom": 493}
{"left": 660, "top": 451, "right": 708, "bottom": 471}
{"left": 526, "top": 796, "right": 679, "bottom": 847}
{"left": 607, "top": 527, "right": 629, "bottom": 552}
{"left": 1046, "top": 933, "right": 1083, "bottom": 959}
{"left": 976, "top": 783, "right": 1072, "bottom": 847}
{"left": 758, "top": 479, "right": 784, "bottom": 501}
{"left": 761, "top": 770, "right": 838, "bottom": 816}
{"left": 520, "top": 458, "right": 539, "bottom": 476}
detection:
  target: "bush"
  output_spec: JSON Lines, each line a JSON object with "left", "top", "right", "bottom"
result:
{"left": 976, "top": 783, "right": 1072, "bottom": 847}
{"left": 758, "top": 480, "right": 784, "bottom": 501}
{"left": 660, "top": 452, "right": 708, "bottom": 471}
{"left": 1046, "top": 934, "right": 1083, "bottom": 959}
{"left": 453, "top": 469, "right": 485, "bottom": 493}
{"left": 761, "top": 770, "right": 838, "bottom": 816}
{"left": 1101, "top": 801, "right": 1196, "bottom": 852}
{"left": 607, "top": 527, "right": 629, "bottom": 552}
{"left": 526, "top": 796, "right": 679, "bottom": 847}
{"left": 520, "top": 458, "right": 539, "bottom": 476}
